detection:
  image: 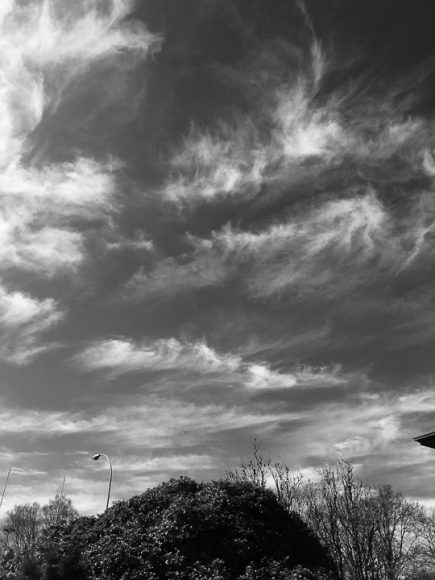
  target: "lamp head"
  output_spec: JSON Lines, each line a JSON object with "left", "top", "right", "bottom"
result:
{"left": 92, "top": 453, "right": 101, "bottom": 461}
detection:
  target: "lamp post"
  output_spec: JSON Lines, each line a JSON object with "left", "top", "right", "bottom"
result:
{"left": 92, "top": 453, "right": 112, "bottom": 511}
{"left": 0, "top": 467, "right": 13, "bottom": 514}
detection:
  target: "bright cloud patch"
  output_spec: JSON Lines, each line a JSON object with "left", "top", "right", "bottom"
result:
{"left": 72, "top": 336, "right": 351, "bottom": 396}
{"left": 0, "top": 0, "right": 160, "bottom": 276}
{"left": 73, "top": 337, "right": 241, "bottom": 376}
{"left": 0, "top": 0, "right": 159, "bottom": 165}
{"left": 0, "top": 159, "right": 116, "bottom": 276}
{"left": 0, "top": 286, "right": 62, "bottom": 364}
{"left": 163, "top": 121, "right": 268, "bottom": 203}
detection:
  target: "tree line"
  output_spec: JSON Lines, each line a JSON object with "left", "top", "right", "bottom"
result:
{"left": 1, "top": 448, "right": 435, "bottom": 579}
{"left": 226, "top": 443, "right": 435, "bottom": 580}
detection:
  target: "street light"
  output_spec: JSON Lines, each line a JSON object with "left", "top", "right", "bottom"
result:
{"left": 0, "top": 467, "right": 13, "bottom": 514}
{"left": 92, "top": 453, "right": 112, "bottom": 511}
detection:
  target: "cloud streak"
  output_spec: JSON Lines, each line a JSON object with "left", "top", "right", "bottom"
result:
{"left": 0, "top": 285, "right": 62, "bottom": 364}
{"left": 73, "top": 336, "right": 353, "bottom": 399}
{"left": 125, "top": 190, "right": 429, "bottom": 301}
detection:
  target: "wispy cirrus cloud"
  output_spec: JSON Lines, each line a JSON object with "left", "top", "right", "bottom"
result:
{"left": 0, "top": 0, "right": 160, "bottom": 156}
{"left": 124, "top": 193, "right": 381, "bottom": 299}
{"left": 72, "top": 336, "right": 351, "bottom": 395}
{"left": 72, "top": 337, "right": 241, "bottom": 376}
{"left": 0, "top": 285, "right": 62, "bottom": 364}
{"left": 0, "top": 0, "right": 160, "bottom": 276}
{"left": 0, "top": 365, "right": 427, "bottom": 512}
{"left": 0, "top": 0, "right": 160, "bottom": 363}
{"left": 0, "top": 404, "right": 110, "bottom": 436}
{"left": 0, "top": 158, "right": 116, "bottom": 277}
{"left": 126, "top": 184, "right": 435, "bottom": 303}
{"left": 158, "top": 26, "right": 433, "bottom": 209}
{"left": 163, "top": 120, "right": 268, "bottom": 203}
{"left": 158, "top": 25, "right": 334, "bottom": 205}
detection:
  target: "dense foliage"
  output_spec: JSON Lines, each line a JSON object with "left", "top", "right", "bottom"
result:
{"left": 33, "top": 478, "right": 335, "bottom": 580}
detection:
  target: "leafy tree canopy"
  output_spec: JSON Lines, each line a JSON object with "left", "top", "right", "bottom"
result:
{"left": 42, "top": 477, "right": 336, "bottom": 580}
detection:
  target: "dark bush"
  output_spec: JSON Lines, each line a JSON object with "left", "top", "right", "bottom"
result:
{"left": 40, "top": 477, "right": 336, "bottom": 579}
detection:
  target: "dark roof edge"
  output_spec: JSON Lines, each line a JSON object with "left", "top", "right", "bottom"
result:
{"left": 414, "top": 431, "right": 435, "bottom": 443}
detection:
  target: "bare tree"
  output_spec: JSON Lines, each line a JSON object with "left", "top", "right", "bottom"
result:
{"left": 41, "top": 493, "right": 78, "bottom": 528}
{"left": 301, "top": 460, "right": 424, "bottom": 580}
{"left": 228, "top": 446, "right": 425, "bottom": 580}
{"left": 374, "top": 484, "right": 423, "bottom": 580}
{"left": 0, "top": 494, "right": 79, "bottom": 578}
{"left": 4, "top": 503, "right": 42, "bottom": 557}
{"left": 226, "top": 440, "right": 305, "bottom": 513}
{"left": 412, "top": 507, "right": 435, "bottom": 578}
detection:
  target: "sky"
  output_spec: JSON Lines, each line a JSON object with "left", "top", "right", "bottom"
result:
{"left": 2, "top": 0, "right": 435, "bottom": 514}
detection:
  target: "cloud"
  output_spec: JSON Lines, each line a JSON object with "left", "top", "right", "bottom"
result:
{"left": 124, "top": 192, "right": 389, "bottom": 299}
{"left": 72, "top": 336, "right": 352, "bottom": 397}
{"left": 127, "top": 181, "right": 435, "bottom": 304}
{"left": 0, "top": 0, "right": 161, "bottom": 365}
{"left": 0, "top": 287, "right": 56, "bottom": 328}
{"left": 72, "top": 337, "right": 241, "bottom": 376}
{"left": 0, "top": 0, "right": 161, "bottom": 156}
{"left": 0, "top": 158, "right": 116, "bottom": 277}
{"left": 0, "top": 394, "right": 297, "bottom": 452}
{"left": 158, "top": 30, "right": 336, "bottom": 205}
{"left": 157, "top": 27, "right": 433, "bottom": 210}
{"left": 163, "top": 120, "right": 268, "bottom": 203}
{"left": 0, "top": 406, "right": 106, "bottom": 436}
{"left": 0, "top": 285, "right": 62, "bottom": 364}
{"left": 0, "top": 365, "right": 429, "bottom": 513}
{"left": 0, "top": 0, "right": 161, "bottom": 280}
{"left": 0, "top": 367, "right": 421, "bottom": 510}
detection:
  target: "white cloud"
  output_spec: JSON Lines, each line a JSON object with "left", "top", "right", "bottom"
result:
{"left": 72, "top": 337, "right": 242, "bottom": 376}
{"left": 126, "top": 192, "right": 392, "bottom": 300}
{"left": 0, "top": 405, "right": 112, "bottom": 436}
{"left": 0, "top": 0, "right": 161, "bottom": 279}
{"left": 98, "top": 396, "right": 300, "bottom": 449}
{"left": 159, "top": 29, "right": 435, "bottom": 220}
{"left": 0, "top": 159, "right": 116, "bottom": 276}
{"left": 72, "top": 336, "right": 352, "bottom": 398}
{"left": 284, "top": 386, "right": 435, "bottom": 472}
{"left": 243, "top": 192, "right": 389, "bottom": 298}
{"left": 129, "top": 185, "right": 435, "bottom": 301}
{"left": 105, "top": 232, "right": 154, "bottom": 254}
{"left": 163, "top": 121, "right": 268, "bottom": 203}
{"left": 272, "top": 78, "right": 344, "bottom": 163}
{"left": 160, "top": 41, "right": 337, "bottom": 205}
{"left": 0, "top": 287, "right": 56, "bottom": 328}
{"left": 0, "top": 0, "right": 161, "bottom": 366}
{"left": 124, "top": 251, "right": 231, "bottom": 300}
{"left": 0, "top": 0, "right": 161, "bottom": 161}
{"left": 0, "top": 285, "right": 62, "bottom": 364}
{"left": 0, "top": 376, "right": 430, "bottom": 514}
{"left": 27, "top": 0, "right": 158, "bottom": 66}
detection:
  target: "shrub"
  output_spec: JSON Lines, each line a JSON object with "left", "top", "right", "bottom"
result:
{"left": 41, "top": 477, "right": 336, "bottom": 579}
